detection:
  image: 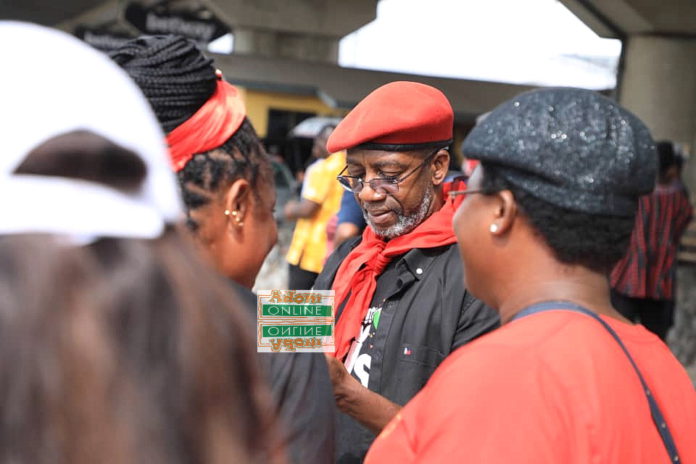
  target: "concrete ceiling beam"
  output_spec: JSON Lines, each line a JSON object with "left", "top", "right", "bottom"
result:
{"left": 206, "top": 0, "right": 377, "bottom": 38}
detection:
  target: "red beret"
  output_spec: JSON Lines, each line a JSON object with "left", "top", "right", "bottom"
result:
{"left": 327, "top": 81, "right": 454, "bottom": 153}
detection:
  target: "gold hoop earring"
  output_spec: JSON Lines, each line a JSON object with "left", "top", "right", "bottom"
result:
{"left": 225, "top": 209, "right": 243, "bottom": 226}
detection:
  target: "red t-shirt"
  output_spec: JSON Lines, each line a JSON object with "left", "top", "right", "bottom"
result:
{"left": 366, "top": 310, "right": 696, "bottom": 464}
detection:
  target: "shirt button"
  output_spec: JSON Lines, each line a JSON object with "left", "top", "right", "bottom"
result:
{"left": 416, "top": 268, "right": 423, "bottom": 275}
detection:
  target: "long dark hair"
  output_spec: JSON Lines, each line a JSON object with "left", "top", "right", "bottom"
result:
{"left": 0, "top": 131, "right": 283, "bottom": 463}
{"left": 0, "top": 231, "right": 282, "bottom": 464}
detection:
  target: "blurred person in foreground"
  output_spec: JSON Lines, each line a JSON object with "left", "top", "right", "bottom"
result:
{"left": 611, "top": 140, "right": 693, "bottom": 340}
{"left": 0, "top": 21, "right": 281, "bottom": 464}
{"left": 366, "top": 88, "right": 696, "bottom": 463}
{"left": 284, "top": 124, "right": 345, "bottom": 289}
{"left": 312, "top": 81, "right": 498, "bottom": 462}
{"left": 112, "top": 36, "right": 334, "bottom": 464}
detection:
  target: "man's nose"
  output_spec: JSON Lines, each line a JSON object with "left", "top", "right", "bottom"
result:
{"left": 357, "top": 180, "right": 386, "bottom": 203}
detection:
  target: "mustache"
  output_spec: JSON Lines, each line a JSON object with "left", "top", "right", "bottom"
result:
{"left": 362, "top": 206, "right": 397, "bottom": 216}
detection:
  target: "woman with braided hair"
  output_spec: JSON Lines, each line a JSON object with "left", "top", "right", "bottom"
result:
{"left": 111, "top": 36, "right": 277, "bottom": 288}
{"left": 112, "top": 36, "right": 335, "bottom": 464}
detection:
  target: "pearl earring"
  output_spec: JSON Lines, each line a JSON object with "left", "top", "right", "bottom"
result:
{"left": 490, "top": 224, "right": 499, "bottom": 233}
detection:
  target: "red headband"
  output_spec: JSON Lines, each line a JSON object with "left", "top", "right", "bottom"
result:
{"left": 166, "top": 75, "right": 246, "bottom": 172}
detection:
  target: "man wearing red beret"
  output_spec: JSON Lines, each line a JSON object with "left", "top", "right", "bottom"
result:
{"left": 312, "top": 81, "right": 499, "bottom": 462}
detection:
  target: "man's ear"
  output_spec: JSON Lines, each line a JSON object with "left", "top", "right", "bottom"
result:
{"left": 223, "top": 178, "right": 252, "bottom": 230}
{"left": 431, "top": 149, "right": 450, "bottom": 186}
{"left": 489, "top": 190, "right": 518, "bottom": 236}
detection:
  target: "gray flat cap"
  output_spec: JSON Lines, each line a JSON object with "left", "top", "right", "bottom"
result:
{"left": 462, "top": 87, "right": 657, "bottom": 216}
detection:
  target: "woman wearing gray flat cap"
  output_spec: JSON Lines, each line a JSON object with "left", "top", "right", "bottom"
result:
{"left": 367, "top": 87, "right": 696, "bottom": 463}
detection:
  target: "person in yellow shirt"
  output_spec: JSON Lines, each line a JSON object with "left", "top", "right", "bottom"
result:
{"left": 285, "top": 124, "right": 346, "bottom": 289}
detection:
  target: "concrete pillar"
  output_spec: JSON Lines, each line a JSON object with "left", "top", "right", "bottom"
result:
{"left": 673, "top": 267, "right": 696, "bottom": 381}
{"left": 206, "top": 0, "right": 376, "bottom": 63}
{"left": 619, "top": 35, "right": 696, "bottom": 380}
{"left": 233, "top": 27, "right": 339, "bottom": 62}
{"left": 619, "top": 34, "right": 696, "bottom": 194}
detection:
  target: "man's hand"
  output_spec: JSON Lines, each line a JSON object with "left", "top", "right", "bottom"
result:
{"left": 324, "top": 353, "right": 361, "bottom": 413}
{"left": 324, "top": 352, "right": 347, "bottom": 387}
{"left": 324, "top": 353, "right": 401, "bottom": 434}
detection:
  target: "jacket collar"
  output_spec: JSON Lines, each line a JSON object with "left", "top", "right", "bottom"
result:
{"left": 401, "top": 245, "right": 449, "bottom": 280}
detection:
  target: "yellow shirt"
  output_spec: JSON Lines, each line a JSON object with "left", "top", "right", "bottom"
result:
{"left": 286, "top": 151, "right": 346, "bottom": 274}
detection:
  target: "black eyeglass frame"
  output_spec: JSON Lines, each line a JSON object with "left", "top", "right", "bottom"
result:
{"left": 447, "top": 188, "right": 486, "bottom": 198}
{"left": 336, "top": 149, "right": 440, "bottom": 195}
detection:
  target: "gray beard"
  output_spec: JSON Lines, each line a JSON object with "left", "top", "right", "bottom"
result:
{"left": 364, "top": 187, "right": 434, "bottom": 240}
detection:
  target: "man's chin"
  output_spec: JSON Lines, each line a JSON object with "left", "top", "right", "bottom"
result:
{"left": 367, "top": 222, "right": 392, "bottom": 239}
{"left": 368, "top": 221, "right": 416, "bottom": 240}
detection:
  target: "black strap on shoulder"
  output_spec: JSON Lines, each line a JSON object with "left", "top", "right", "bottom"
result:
{"left": 513, "top": 301, "right": 680, "bottom": 463}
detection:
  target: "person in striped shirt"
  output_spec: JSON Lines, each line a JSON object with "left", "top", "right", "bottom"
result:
{"left": 610, "top": 141, "right": 693, "bottom": 340}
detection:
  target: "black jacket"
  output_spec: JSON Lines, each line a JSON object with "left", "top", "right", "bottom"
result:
{"left": 313, "top": 238, "right": 499, "bottom": 463}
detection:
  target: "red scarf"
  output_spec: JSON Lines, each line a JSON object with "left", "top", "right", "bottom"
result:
{"left": 331, "top": 180, "right": 465, "bottom": 360}
{"left": 165, "top": 74, "right": 246, "bottom": 172}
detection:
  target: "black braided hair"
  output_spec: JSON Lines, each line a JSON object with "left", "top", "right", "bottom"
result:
{"left": 110, "top": 35, "right": 217, "bottom": 132}
{"left": 110, "top": 36, "right": 272, "bottom": 230}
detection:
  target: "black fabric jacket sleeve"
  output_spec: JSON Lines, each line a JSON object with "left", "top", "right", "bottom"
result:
{"left": 231, "top": 282, "right": 337, "bottom": 464}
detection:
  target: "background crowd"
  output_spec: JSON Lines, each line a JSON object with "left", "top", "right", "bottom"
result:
{"left": 1, "top": 20, "right": 694, "bottom": 464}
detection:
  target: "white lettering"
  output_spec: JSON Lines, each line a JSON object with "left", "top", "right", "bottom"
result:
{"left": 353, "top": 353, "right": 371, "bottom": 387}
{"left": 145, "top": 13, "right": 216, "bottom": 41}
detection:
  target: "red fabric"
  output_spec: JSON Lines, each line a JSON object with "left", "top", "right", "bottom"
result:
{"left": 331, "top": 180, "right": 465, "bottom": 360}
{"left": 366, "top": 311, "right": 696, "bottom": 463}
{"left": 463, "top": 159, "right": 479, "bottom": 177}
{"left": 326, "top": 81, "right": 453, "bottom": 153}
{"left": 165, "top": 78, "right": 246, "bottom": 172}
{"left": 611, "top": 182, "right": 693, "bottom": 299}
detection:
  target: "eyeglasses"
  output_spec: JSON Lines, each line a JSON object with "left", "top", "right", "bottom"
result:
{"left": 447, "top": 188, "right": 485, "bottom": 199}
{"left": 337, "top": 150, "right": 438, "bottom": 195}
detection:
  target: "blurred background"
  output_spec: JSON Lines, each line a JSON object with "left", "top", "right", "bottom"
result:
{"left": 3, "top": 0, "right": 695, "bottom": 378}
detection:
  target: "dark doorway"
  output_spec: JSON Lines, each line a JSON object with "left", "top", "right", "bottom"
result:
{"left": 264, "top": 109, "right": 315, "bottom": 177}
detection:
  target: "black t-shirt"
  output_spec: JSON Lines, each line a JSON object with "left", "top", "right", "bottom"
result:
{"left": 343, "top": 260, "right": 398, "bottom": 389}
